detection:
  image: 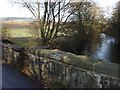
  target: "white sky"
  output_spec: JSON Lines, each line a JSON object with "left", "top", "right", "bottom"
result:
{"left": 93, "top": 0, "right": 119, "bottom": 17}
{"left": 0, "top": 0, "right": 119, "bottom": 18}
{"left": 0, "top": 0, "right": 33, "bottom": 17}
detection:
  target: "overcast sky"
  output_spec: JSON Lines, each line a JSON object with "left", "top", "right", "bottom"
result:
{"left": 0, "top": 0, "right": 119, "bottom": 18}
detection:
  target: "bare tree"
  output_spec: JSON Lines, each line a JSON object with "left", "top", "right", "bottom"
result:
{"left": 56, "top": 1, "right": 107, "bottom": 54}
{"left": 13, "top": 0, "right": 77, "bottom": 46}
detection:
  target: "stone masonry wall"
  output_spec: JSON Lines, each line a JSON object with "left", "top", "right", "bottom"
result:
{"left": 2, "top": 43, "right": 120, "bottom": 88}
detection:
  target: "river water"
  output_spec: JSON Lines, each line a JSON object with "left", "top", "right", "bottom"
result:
{"left": 92, "top": 33, "right": 118, "bottom": 63}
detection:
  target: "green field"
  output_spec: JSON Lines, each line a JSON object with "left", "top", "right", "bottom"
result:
{"left": 7, "top": 28, "right": 39, "bottom": 48}
{"left": 2, "top": 21, "right": 40, "bottom": 47}
{"left": 6, "top": 28, "right": 33, "bottom": 37}
{"left": 2, "top": 21, "right": 33, "bottom": 37}
{"left": 3, "top": 28, "right": 39, "bottom": 47}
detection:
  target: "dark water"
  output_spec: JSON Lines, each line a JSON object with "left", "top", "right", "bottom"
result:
{"left": 92, "top": 33, "right": 118, "bottom": 64}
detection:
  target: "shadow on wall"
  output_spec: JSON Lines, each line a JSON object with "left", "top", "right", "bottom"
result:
{"left": 2, "top": 38, "right": 14, "bottom": 44}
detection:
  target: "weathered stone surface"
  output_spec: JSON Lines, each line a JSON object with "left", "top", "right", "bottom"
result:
{"left": 94, "top": 61, "right": 119, "bottom": 78}
{"left": 39, "top": 49, "right": 73, "bottom": 61}
{"left": 63, "top": 55, "right": 100, "bottom": 71}
{"left": 2, "top": 44, "right": 120, "bottom": 88}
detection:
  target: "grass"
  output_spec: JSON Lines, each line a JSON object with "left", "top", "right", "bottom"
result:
{"left": 6, "top": 28, "right": 33, "bottom": 37}
{"left": 4, "top": 28, "right": 39, "bottom": 48}
{"left": 2, "top": 21, "right": 40, "bottom": 48}
{"left": 14, "top": 39, "right": 38, "bottom": 48}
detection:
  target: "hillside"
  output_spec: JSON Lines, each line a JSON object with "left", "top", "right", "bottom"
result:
{"left": 0, "top": 17, "right": 34, "bottom": 29}
{"left": 0, "top": 17, "right": 35, "bottom": 22}
{"left": 2, "top": 21, "right": 30, "bottom": 29}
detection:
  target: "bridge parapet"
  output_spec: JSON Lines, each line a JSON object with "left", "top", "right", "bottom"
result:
{"left": 2, "top": 43, "right": 120, "bottom": 88}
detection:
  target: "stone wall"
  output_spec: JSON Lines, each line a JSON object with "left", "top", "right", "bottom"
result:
{"left": 2, "top": 43, "right": 120, "bottom": 88}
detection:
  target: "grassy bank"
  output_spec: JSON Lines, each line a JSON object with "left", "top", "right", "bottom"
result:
{"left": 10, "top": 37, "right": 39, "bottom": 48}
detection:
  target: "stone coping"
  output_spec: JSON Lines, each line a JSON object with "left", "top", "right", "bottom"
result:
{"left": 31, "top": 49, "right": 119, "bottom": 78}
{"left": 2, "top": 44, "right": 120, "bottom": 78}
